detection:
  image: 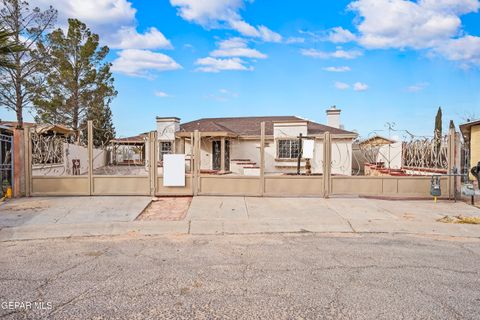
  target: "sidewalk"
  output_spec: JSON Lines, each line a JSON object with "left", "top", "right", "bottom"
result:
{"left": 0, "top": 196, "right": 479, "bottom": 241}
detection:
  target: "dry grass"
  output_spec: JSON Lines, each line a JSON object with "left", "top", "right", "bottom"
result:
{"left": 437, "top": 215, "right": 480, "bottom": 225}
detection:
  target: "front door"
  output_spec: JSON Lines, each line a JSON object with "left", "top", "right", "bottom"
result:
{"left": 212, "top": 140, "right": 230, "bottom": 171}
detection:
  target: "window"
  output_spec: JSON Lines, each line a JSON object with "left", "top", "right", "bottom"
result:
{"left": 277, "top": 139, "right": 300, "bottom": 159}
{"left": 160, "top": 141, "right": 173, "bottom": 160}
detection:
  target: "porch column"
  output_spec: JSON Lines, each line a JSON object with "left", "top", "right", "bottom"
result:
{"left": 220, "top": 137, "right": 226, "bottom": 172}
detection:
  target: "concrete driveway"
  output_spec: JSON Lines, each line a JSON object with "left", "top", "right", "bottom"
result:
{"left": 0, "top": 197, "right": 151, "bottom": 227}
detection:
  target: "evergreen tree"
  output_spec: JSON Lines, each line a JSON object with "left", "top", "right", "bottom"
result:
{"left": 33, "top": 18, "right": 117, "bottom": 140}
{"left": 434, "top": 107, "right": 442, "bottom": 156}
{"left": 0, "top": 28, "right": 24, "bottom": 69}
{"left": 0, "top": 0, "right": 56, "bottom": 128}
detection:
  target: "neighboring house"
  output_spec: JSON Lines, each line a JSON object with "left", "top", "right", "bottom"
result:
{"left": 353, "top": 135, "right": 402, "bottom": 175}
{"left": 156, "top": 107, "right": 358, "bottom": 176}
{"left": 460, "top": 119, "right": 480, "bottom": 180}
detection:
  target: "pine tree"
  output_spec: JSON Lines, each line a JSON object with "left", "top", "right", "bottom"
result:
{"left": 33, "top": 18, "right": 117, "bottom": 140}
{"left": 0, "top": 0, "right": 56, "bottom": 128}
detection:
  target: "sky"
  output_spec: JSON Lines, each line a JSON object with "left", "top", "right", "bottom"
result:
{"left": 1, "top": 0, "right": 480, "bottom": 138}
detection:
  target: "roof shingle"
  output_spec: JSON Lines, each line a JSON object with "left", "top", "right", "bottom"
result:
{"left": 179, "top": 116, "right": 356, "bottom": 136}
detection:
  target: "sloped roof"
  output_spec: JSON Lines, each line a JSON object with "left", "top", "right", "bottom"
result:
{"left": 358, "top": 135, "right": 397, "bottom": 146}
{"left": 111, "top": 133, "right": 148, "bottom": 144}
{"left": 0, "top": 121, "right": 74, "bottom": 135}
{"left": 179, "top": 116, "right": 356, "bottom": 136}
{"left": 460, "top": 119, "right": 480, "bottom": 136}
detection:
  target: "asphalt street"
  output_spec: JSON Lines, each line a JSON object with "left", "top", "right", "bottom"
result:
{"left": 1, "top": 233, "right": 479, "bottom": 319}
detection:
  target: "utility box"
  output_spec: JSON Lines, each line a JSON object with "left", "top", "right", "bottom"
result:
{"left": 430, "top": 176, "right": 441, "bottom": 197}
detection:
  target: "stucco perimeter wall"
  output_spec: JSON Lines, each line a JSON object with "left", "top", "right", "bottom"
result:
{"left": 156, "top": 174, "right": 193, "bottom": 196}
{"left": 264, "top": 176, "right": 324, "bottom": 196}
{"left": 198, "top": 176, "right": 260, "bottom": 196}
{"left": 331, "top": 176, "right": 448, "bottom": 197}
{"left": 31, "top": 176, "right": 90, "bottom": 196}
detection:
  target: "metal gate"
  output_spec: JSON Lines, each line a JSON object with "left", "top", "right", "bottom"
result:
{"left": 0, "top": 130, "right": 13, "bottom": 193}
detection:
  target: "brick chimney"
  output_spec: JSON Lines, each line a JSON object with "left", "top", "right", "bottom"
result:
{"left": 326, "top": 106, "right": 341, "bottom": 129}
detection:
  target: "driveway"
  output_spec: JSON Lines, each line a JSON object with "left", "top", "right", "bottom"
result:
{"left": 0, "top": 197, "right": 151, "bottom": 227}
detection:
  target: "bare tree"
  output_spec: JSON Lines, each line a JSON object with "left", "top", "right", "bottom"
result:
{"left": 0, "top": 0, "right": 56, "bottom": 128}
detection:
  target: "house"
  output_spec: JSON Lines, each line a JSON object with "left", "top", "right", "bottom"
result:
{"left": 353, "top": 135, "right": 403, "bottom": 175}
{"left": 460, "top": 119, "right": 480, "bottom": 180}
{"left": 157, "top": 107, "right": 358, "bottom": 176}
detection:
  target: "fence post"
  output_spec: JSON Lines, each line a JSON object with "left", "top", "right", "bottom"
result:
{"left": 149, "top": 131, "right": 158, "bottom": 196}
{"left": 447, "top": 126, "right": 456, "bottom": 199}
{"left": 260, "top": 122, "right": 265, "bottom": 196}
{"left": 190, "top": 132, "right": 194, "bottom": 195}
{"left": 87, "top": 120, "right": 93, "bottom": 196}
{"left": 323, "top": 132, "right": 332, "bottom": 198}
{"left": 23, "top": 125, "right": 31, "bottom": 197}
{"left": 193, "top": 130, "right": 200, "bottom": 196}
{"left": 12, "top": 128, "right": 25, "bottom": 197}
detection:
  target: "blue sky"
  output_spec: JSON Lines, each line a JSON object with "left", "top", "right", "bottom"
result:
{"left": 1, "top": 0, "right": 480, "bottom": 138}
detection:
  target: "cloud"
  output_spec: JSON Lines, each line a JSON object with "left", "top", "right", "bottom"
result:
{"left": 205, "top": 88, "right": 239, "bottom": 101}
{"left": 111, "top": 27, "right": 172, "bottom": 50}
{"left": 286, "top": 37, "right": 305, "bottom": 44}
{"left": 301, "top": 48, "right": 363, "bottom": 59}
{"left": 111, "top": 49, "right": 182, "bottom": 77}
{"left": 328, "top": 27, "right": 356, "bottom": 43}
{"left": 407, "top": 82, "right": 429, "bottom": 92}
{"left": 353, "top": 82, "right": 369, "bottom": 91}
{"left": 195, "top": 57, "right": 253, "bottom": 72}
{"left": 433, "top": 35, "right": 480, "bottom": 67}
{"left": 154, "top": 91, "right": 170, "bottom": 97}
{"left": 335, "top": 82, "right": 350, "bottom": 90}
{"left": 347, "top": 0, "right": 480, "bottom": 66}
{"left": 323, "top": 66, "right": 351, "bottom": 72}
{"left": 210, "top": 37, "right": 267, "bottom": 59}
{"left": 170, "top": 0, "right": 282, "bottom": 42}
{"left": 31, "top": 0, "right": 173, "bottom": 50}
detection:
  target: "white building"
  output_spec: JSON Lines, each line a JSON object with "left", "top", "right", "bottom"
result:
{"left": 156, "top": 107, "right": 358, "bottom": 176}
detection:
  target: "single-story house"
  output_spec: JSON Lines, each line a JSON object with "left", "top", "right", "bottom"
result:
{"left": 156, "top": 107, "right": 358, "bottom": 176}
{"left": 460, "top": 119, "right": 480, "bottom": 180}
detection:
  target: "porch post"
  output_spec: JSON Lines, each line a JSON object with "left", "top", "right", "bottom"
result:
{"left": 87, "top": 120, "right": 93, "bottom": 196}
{"left": 260, "top": 122, "right": 265, "bottom": 196}
{"left": 220, "top": 137, "right": 226, "bottom": 172}
{"left": 323, "top": 132, "right": 332, "bottom": 198}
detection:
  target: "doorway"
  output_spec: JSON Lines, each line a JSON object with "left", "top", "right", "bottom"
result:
{"left": 212, "top": 140, "right": 230, "bottom": 171}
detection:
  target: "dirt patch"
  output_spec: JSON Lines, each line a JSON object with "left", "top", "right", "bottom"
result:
{"left": 437, "top": 215, "right": 480, "bottom": 225}
{"left": 136, "top": 197, "right": 192, "bottom": 221}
